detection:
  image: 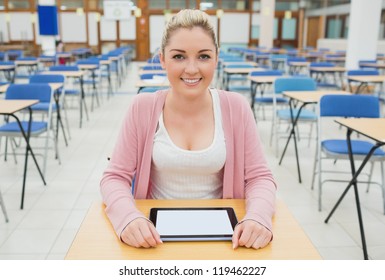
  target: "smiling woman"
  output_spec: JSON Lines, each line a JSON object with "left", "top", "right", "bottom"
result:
{"left": 100, "top": 9, "right": 277, "bottom": 251}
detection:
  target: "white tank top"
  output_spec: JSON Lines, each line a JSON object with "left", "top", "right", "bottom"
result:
{"left": 150, "top": 89, "right": 226, "bottom": 199}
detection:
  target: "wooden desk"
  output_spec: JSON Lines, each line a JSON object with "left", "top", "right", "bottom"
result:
{"left": 280, "top": 90, "right": 350, "bottom": 183}
{"left": 65, "top": 199, "right": 321, "bottom": 260}
{"left": 347, "top": 75, "right": 385, "bottom": 93}
{"left": 247, "top": 75, "right": 281, "bottom": 114}
{"left": 326, "top": 118, "right": 385, "bottom": 260}
{"left": 223, "top": 67, "right": 264, "bottom": 90}
{"left": 136, "top": 79, "right": 170, "bottom": 93}
{"left": 0, "top": 99, "right": 45, "bottom": 209}
{"left": 0, "top": 64, "right": 16, "bottom": 82}
{"left": 41, "top": 71, "right": 87, "bottom": 128}
{"left": 310, "top": 66, "right": 346, "bottom": 88}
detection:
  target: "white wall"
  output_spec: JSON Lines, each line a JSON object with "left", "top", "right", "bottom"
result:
{"left": 317, "top": 38, "right": 385, "bottom": 54}
{"left": 60, "top": 12, "right": 87, "bottom": 42}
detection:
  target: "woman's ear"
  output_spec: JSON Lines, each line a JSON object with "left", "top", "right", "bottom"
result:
{"left": 159, "top": 52, "right": 166, "bottom": 69}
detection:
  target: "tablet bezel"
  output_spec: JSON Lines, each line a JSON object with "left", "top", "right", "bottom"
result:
{"left": 149, "top": 207, "right": 238, "bottom": 241}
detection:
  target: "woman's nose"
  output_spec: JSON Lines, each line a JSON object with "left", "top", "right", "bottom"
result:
{"left": 185, "top": 59, "right": 198, "bottom": 74}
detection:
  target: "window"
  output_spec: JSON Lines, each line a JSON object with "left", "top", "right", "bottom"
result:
{"left": 326, "top": 15, "right": 348, "bottom": 39}
{"left": 282, "top": 18, "right": 296, "bottom": 40}
{"left": 199, "top": 0, "right": 218, "bottom": 10}
{"left": 8, "top": 0, "right": 31, "bottom": 9}
{"left": 59, "top": 0, "right": 84, "bottom": 10}
{"left": 149, "top": 0, "right": 167, "bottom": 9}
{"left": 169, "top": 0, "right": 186, "bottom": 9}
{"left": 221, "top": 0, "right": 249, "bottom": 11}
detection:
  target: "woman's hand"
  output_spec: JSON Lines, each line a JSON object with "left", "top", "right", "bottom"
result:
{"left": 232, "top": 220, "right": 272, "bottom": 250}
{"left": 121, "top": 218, "right": 163, "bottom": 248}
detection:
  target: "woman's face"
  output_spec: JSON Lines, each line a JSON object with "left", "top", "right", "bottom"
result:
{"left": 160, "top": 27, "right": 218, "bottom": 97}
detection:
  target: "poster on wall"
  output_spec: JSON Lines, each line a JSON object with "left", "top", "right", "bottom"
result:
{"left": 103, "top": 0, "right": 133, "bottom": 20}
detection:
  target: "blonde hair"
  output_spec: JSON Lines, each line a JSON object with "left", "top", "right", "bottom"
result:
{"left": 160, "top": 9, "right": 218, "bottom": 55}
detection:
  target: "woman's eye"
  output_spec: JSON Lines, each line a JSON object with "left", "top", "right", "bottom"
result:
{"left": 172, "top": 54, "right": 184, "bottom": 60}
{"left": 199, "top": 54, "right": 211, "bottom": 60}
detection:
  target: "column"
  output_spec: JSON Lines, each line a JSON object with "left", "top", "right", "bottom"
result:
{"left": 259, "top": 0, "right": 275, "bottom": 49}
{"left": 345, "top": 0, "right": 382, "bottom": 70}
{"left": 38, "top": 0, "right": 57, "bottom": 56}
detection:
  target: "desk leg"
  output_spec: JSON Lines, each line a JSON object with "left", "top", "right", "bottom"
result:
{"left": 79, "top": 76, "right": 89, "bottom": 128}
{"left": 14, "top": 109, "right": 47, "bottom": 209}
{"left": 324, "top": 129, "right": 383, "bottom": 260}
{"left": 279, "top": 99, "right": 304, "bottom": 183}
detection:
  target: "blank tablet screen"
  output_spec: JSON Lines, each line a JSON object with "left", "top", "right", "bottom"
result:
{"left": 149, "top": 207, "right": 238, "bottom": 241}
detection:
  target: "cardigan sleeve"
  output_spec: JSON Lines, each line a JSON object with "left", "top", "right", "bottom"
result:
{"left": 239, "top": 96, "right": 277, "bottom": 231}
{"left": 99, "top": 96, "right": 147, "bottom": 238}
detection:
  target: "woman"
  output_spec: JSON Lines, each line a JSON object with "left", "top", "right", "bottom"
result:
{"left": 100, "top": 9, "right": 277, "bottom": 250}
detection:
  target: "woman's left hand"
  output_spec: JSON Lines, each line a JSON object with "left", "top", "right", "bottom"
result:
{"left": 232, "top": 220, "right": 272, "bottom": 250}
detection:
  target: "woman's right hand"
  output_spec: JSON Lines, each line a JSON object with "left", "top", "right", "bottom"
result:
{"left": 121, "top": 217, "right": 163, "bottom": 248}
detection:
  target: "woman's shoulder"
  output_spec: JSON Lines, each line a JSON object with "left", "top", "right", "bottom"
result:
{"left": 131, "top": 90, "right": 168, "bottom": 110}
{"left": 216, "top": 89, "right": 250, "bottom": 110}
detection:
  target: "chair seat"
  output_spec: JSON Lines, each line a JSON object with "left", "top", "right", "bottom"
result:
{"left": 255, "top": 97, "right": 288, "bottom": 103}
{"left": 322, "top": 139, "right": 385, "bottom": 156}
{"left": 0, "top": 121, "right": 47, "bottom": 134}
{"left": 316, "top": 82, "right": 339, "bottom": 88}
{"left": 61, "top": 89, "right": 80, "bottom": 95}
{"left": 228, "top": 85, "right": 250, "bottom": 92}
{"left": 277, "top": 108, "right": 317, "bottom": 120}
{"left": 31, "top": 103, "right": 58, "bottom": 111}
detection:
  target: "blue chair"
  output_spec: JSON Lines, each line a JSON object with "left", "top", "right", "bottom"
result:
{"left": 76, "top": 59, "right": 102, "bottom": 111}
{"left": 359, "top": 60, "right": 377, "bottom": 70}
{"left": 312, "top": 94, "right": 385, "bottom": 213}
{"left": 0, "top": 84, "right": 58, "bottom": 176}
{"left": 286, "top": 57, "right": 307, "bottom": 75}
{"left": 251, "top": 70, "right": 285, "bottom": 120}
{"left": 269, "top": 54, "right": 288, "bottom": 71}
{"left": 272, "top": 77, "right": 318, "bottom": 156}
{"left": 29, "top": 74, "right": 70, "bottom": 144}
{"left": 223, "top": 63, "right": 255, "bottom": 91}
{"left": 49, "top": 65, "right": 89, "bottom": 127}
{"left": 139, "top": 73, "right": 166, "bottom": 80}
{"left": 142, "top": 65, "right": 163, "bottom": 71}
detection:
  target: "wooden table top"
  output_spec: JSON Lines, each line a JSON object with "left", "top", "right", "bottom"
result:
{"left": 310, "top": 66, "right": 346, "bottom": 72}
{"left": 0, "top": 99, "right": 39, "bottom": 114}
{"left": 65, "top": 199, "right": 321, "bottom": 260}
{"left": 248, "top": 76, "right": 281, "bottom": 83}
{"left": 335, "top": 118, "right": 385, "bottom": 143}
{"left": 224, "top": 67, "right": 265, "bottom": 74}
{"left": 347, "top": 75, "right": 385, "bottom": 82}
{"left": 283, "top": 90, "right": 350, "bottom": 103}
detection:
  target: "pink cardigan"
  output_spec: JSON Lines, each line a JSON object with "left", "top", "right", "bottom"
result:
{"left": 100, "top": 89, "right": 277, "bottom": 238}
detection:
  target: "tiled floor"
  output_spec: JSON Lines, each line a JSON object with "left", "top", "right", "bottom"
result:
{"left": 0, "top": 62, "right": 385, "bottom": 260}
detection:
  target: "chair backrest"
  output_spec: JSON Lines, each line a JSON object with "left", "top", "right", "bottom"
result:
{"left": 287, "top": 57, "right": 307, "bottom": 63}
{"left": 142, "top": 65, "right": 163, "bottom": 70}
{"left": 250, "top": 70, "right": 283, "bottom": 76}
{"left": 224, "top": 64, "right": 254, "bottom": 68}
{"left": 310, "top": 62, "right": 335, "bottom": 67}
{"left": 5, "top": 84, "right": 52, "bottom": 103}
{"left": 274, "top": 77, "right": 317, "bottom": 93}
{"left": 347, "top": 69, "right": 380, "bottom": 76}
{"left": 49, "top": 65, "right": 79, "bottom": 71}
{"left": 29, "top": 74, "right": 65, "bottom": 84}
{"left": 320, "top": 94, "right": 380, "bottom": 118}
{"left": 76, "top": 59, "right": 100, "bottom": 65}
{"left": 140, "top": 73, "right": 166, "bottom": 80}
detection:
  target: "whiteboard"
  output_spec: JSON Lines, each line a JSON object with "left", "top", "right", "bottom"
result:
{"left": 0, "top": 14, "right": 9, "bottom": 42}
{"left": 119, "top": 18, "right": 136, "bottom": 40}
{"left": 149, "top": 15, "right": 166, "bottom": 54}
{"left": 88, "top": 13, "right": 98, "bottom": 46}
{"left": 100, "top": 16, "right": 117, "bottom": 40}
{"left": 60, "top": 13, "right": 87, "bottom": 42}
{"left": 220, "top": 13, "right": 250, "bottom": 43}
{"left": 9, "top": 12, "right": 34, "bottom": 41}
{"left": 103, "top": 0, "right": 132, "bottom": 20}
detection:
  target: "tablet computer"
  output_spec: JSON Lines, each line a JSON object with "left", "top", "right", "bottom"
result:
{"left": 149, "top": 207, "right": 238, "bottom": 241}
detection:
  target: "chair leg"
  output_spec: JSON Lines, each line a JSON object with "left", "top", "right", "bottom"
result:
{"left": 366, "top": 161, "right": 375, "bottom": 193}
{"left": 318, "top": 151, "right": 323, "bottom": 211}
{"left": 311, "top": 145, "right": 318, "bottom": 190}
{"left": 0, "top": 190, "right": 9, "bottom": 223}
{"left": 380, "top": 161, "right": 385, "bottom": 215}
